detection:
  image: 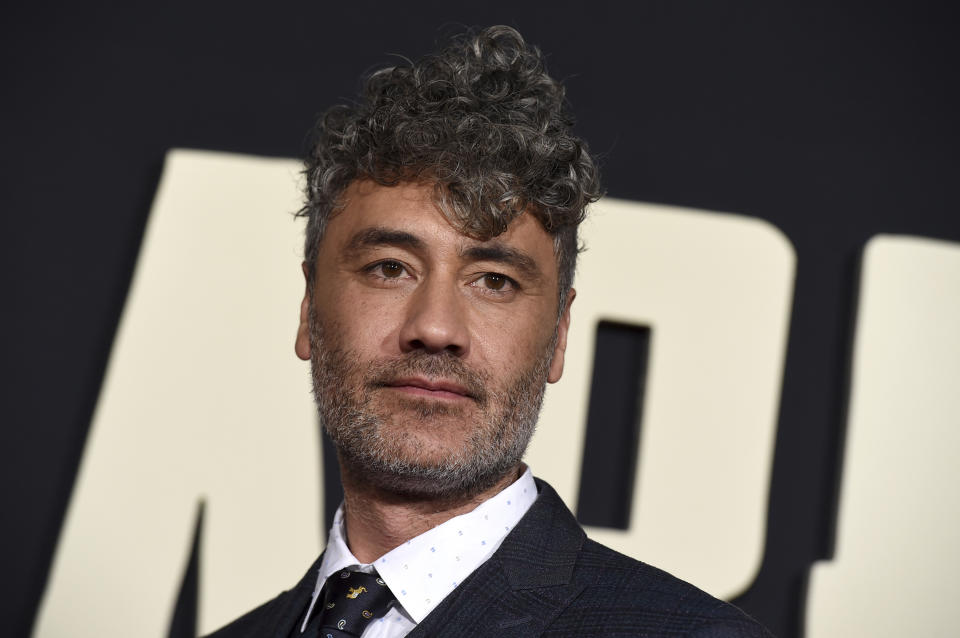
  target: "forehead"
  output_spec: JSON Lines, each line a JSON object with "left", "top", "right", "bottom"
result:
{"left": 324, "top": 180, "right": 559, "bottom": 273}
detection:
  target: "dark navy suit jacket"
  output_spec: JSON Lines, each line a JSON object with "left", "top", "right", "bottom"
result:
{"left": 205, "top": 479, "right": 773, "bottom": 637}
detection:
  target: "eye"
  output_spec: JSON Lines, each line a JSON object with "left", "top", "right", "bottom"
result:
{"left": 365, "top": 260, "right": 410, "bottom": 282}
{"left": 482, "top": 273, "right": 508, "bottom": 290}
{"left": 475, "top": 272, "right": 516, "bottom": 293}
{"left": 376, "top": 260, "right": 405, "bottom": 278}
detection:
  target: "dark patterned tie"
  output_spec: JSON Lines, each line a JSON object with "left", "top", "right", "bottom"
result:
{"left": 302, "top": 569, "right": 396, "bottom": 637}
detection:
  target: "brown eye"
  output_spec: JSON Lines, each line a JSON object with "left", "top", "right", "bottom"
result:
{"left": 380, "top": 261, "right": 404, "bottom": 277}
{"left": 483, "top": 274, "right": 507, "bottom": 290}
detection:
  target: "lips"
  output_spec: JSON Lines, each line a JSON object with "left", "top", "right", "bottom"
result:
{"left": 384, "top": 376, "right": 475, "bottom": 401}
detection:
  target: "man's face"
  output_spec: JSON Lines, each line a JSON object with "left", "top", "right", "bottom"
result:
{"left": 295, "top": 180, "right": 573, "bottom": 498}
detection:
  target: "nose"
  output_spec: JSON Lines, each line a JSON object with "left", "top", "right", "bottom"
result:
{"left": 399, "top": 277, "right": 470, "bottom": 356}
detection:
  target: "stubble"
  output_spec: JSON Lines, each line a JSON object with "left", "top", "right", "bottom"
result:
{"left": 308, "top": 307, "right": 555, "bottom": 499}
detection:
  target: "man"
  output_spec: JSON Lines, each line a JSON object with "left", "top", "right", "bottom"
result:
{"left": 208, "top": 25, "right": 771, "bottom": 638}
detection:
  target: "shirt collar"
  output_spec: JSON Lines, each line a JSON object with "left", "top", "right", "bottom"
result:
{"left": 310, "top": 467, "right": 538, "bottom": 624}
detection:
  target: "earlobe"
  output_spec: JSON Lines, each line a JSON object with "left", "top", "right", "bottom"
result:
{"left": 295, "top": 263, "right": 312, "bottom": 361}
{"left": 547, "top": 288, "right": 575, "bottom": 383}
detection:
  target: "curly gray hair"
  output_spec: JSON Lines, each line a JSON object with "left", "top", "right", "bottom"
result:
{"left": 299, "top": 25, "right": 602, "bottom": 307}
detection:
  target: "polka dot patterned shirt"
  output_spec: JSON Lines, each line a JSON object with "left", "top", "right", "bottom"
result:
{"left": 300, "top": 467, "right": 538, "bottom": 636}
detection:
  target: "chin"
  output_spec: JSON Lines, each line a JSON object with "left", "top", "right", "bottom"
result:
{"left": 320, "top": 381, "right": 539, "bottom": 500}
{"left": 379, "top": 392, "right": 476, "bottom": 422}
{"left": 337, "top": 434, "right": 520, "bottom": 500}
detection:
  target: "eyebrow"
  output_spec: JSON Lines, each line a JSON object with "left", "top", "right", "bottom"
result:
{"left": 460, "top": 242, "right": 543, "bottom": 281}
{"left": 343, "top": 226, "right": 545, "bottom": 282}
{"left": 343, "top": 227, "right": 426, "bottom": 255}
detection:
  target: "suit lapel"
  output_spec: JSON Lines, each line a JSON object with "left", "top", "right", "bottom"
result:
{"left": 268, "top": 552, "right": 325, "bottom": 638}
{"left": 407, "top": 479, "right": 587, "bottom": 637}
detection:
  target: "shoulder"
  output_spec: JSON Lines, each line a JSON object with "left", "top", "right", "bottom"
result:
{"left": 202, "top": 552, "right": 326, "bottom": 637}
{"left": 524, "top": 479, "right": 772, "bottom": 636}
{"left": 558, "top": 538, "right": 773, "bottom": 637}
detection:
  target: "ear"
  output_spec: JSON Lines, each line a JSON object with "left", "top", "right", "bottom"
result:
{"left": 295, "top": 262, "right": 312, "bottom": 361}
{"left": 547, "top": 288, "right": 575, "bottom": 383}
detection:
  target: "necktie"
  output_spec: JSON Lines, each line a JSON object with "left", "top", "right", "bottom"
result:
{"left": 303, "top": 570, "right": 396, "bottom": 637}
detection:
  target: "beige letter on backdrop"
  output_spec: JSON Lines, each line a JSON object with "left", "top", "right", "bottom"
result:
{"left": 530, "top": 198, "right": 795, "bottom": 598}
{"left": 806, "top": 235, "right": 960, "bottom": 637}
{"left": 35, "top": 150, "right": 322, "bottom": 637}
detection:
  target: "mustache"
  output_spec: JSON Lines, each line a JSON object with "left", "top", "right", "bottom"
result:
{"left": 366, "top": 351, "right": 489, "bottom": 403}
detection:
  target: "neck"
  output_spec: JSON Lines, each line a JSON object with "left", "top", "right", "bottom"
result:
{"left": 338, "top": 460, "right": 524, "bottom": 564}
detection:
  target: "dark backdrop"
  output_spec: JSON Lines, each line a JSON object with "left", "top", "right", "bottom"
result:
{"left": 3, "top": 2, "right": 958, "bottom": 637}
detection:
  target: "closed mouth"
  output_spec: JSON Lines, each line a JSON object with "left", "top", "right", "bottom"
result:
{"left": 383, "top": 377, "right": 475, "bottom": 401}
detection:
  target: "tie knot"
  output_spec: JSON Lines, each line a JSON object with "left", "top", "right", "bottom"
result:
{"left": 309, "top": 570, "right": 395, "bottom": 637}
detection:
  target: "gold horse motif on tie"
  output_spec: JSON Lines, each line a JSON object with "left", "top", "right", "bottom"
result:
{"left": 346, "top": 586, "right": 367, "bottom": 599}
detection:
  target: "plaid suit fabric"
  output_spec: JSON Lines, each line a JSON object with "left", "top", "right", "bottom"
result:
{"left": 205, "top": 479, "right": 773, "bottom": 638}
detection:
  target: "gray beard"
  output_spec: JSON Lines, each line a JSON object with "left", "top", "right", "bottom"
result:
{"left": 308, "top": 309, "right": 554, "bottom": 499}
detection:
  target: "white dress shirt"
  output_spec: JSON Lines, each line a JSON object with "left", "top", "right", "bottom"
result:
{"left": 300, "top": 467, "right": 538, "bottom": 637}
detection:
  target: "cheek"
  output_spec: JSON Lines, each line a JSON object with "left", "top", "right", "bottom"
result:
{"left": 472, "top": 311, "right": 553, "bottom": 372}
{"left": 318, "top": 287, "right": 404, "bottom": 356}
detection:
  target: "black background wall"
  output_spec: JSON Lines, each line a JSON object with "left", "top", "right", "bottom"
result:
{"left": 2, "top": 2, "right": 958, "bottom": 637}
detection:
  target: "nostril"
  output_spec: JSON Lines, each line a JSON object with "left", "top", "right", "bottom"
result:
{"left": 402, "top": 337, "right": 466, "bottom": 356}
{"left": 399, "top": 289, "right": 470, "bottom": 355}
